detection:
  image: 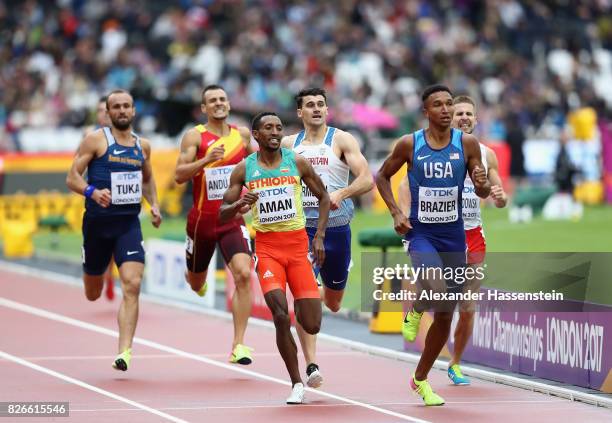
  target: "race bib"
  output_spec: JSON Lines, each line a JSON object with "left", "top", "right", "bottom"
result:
{"left": 417, "top": 186, "right": 458, "bottom": 223}
{"left": 111, "top": 171, "right": 142, "bottom": 205}
{"left": 302, "top": 171, "right": 328, "bottom": 207}
{"left": 205, "top": 165, "right": 235, "bottom": 200}
{"left": 257, "top": 184, "right": 297, "bottom": 225}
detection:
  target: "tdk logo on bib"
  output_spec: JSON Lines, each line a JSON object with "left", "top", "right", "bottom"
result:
{"left": 463, "top": 186, "right": 476, "bottom": 194}
{"left": 116, "top": 172, "right": 140, "bottom": 181}
{"left": 258, "top": 187, "right": 289, "bottom": 198}
{"left": 425, "top": 188, "right": 454, "bottom": 197}
{"left": 208, "top": 167, "right": 233, "bottom": 176}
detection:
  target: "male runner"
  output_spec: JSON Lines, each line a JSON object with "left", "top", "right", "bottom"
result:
{"left": 281, "top": 87, "right": 373, "bottom": 388}
{"left": 376, "top": 85, "right": 490, "bottom": 405}
{"left": 447, "top": 95, "right": 507, "bottom": 384}
{"left": 84, "top": 96, "right": 115, "bottom": 301}
{"left": 220, "top": 112, "right": 329, "bottom": 404}
{"left": 67, "top": 89, "right": 162, "bottom": 371}
{"left": 174, "top": 85, "right": 255, "bottom": 365}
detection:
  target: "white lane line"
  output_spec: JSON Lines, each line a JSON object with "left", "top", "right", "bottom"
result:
{"left": 0, "top": 297, "right": 430, "bottom": 423}
{"left": 67, "top": 398, "right": 569, "bottom": 413}
{"left": 0, "top": 351, "right": 361, "bottom": 363}
{"left": 0, "top": 350, "right": 188, "bottom": 423}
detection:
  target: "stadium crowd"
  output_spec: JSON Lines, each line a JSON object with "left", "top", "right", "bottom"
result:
{"left": 1, "top": 0, "right": 611, "bottom": 168}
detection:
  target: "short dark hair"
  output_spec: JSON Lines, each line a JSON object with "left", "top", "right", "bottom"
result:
{"left": 98, "top": 95, "right": 107, "bottom": 104}
{"left": 453, "top": 95, "right": 476, "bottom": 108}
{"left": 106, "top": 89, "right": 132, "bottom": 109}
{"left": 201, "top": 84, "right": 225, "bottom": 104}
{"left": 251, "top": 111, "right": 279, "bottom": 130}
{"left": 295, "top": 87, "right": 327, "bottom": 108}
{"left": 421, "top": 84, "right": 453, "bottom": 104}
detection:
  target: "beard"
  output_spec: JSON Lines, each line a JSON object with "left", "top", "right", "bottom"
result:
{"left": 111, "top": 116, "right": 133, "bottom": 130}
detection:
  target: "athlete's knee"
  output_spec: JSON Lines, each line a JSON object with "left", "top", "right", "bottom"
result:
{"left": 122, "top": 274, "right": 142, "bottom": 299}
{"left": 272, "top": 310, "right": 291, "bottom": 330}
{"left": 83, "top": 275, "right": 103, "bottom": 301}
{"left": 300, "top": 319, "right": 320, "bottom": 335}
{"left": 324, "top": 298, "right": 341, "bottom": 313}
{"left": 185, "top": 271, "right": 206, "bottom": 291}
{"left": 458, "top": 311, "right": 474, "bottom": 330}
{"left": 85, "top": 288, "right": 102, "bottom": 301}
{"left": 233, "top": 267, "right": 251, "bottom": 289}
{"left": 435, "top": 311, "right": 454, "bottom": 326}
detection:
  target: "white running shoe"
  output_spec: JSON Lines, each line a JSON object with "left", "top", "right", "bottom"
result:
{"left": 286, "top": 383, "right": 305, "bottom": 404}
{"left": 306, "top": 363, "right": 323, "bottom": 388}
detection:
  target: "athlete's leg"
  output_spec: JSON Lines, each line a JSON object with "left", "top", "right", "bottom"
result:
{"left": 264, "top": 289, "right": 302, "bottom": 385}
{"left": 452, "top": 228, "right": 485, "bottom": 368}
{"left": 113, "top": 216, "right": 146, "bottom": 356}
{"left": 83, "top": 274, "right": 105, "bottom": 301}
{"left": 227, "top": 253, "right": 252, "bottom": 348}
{"left": 185, "top": 222, "right": 216, "bottom": 295}
{"left": 414, "top": 310, "right": 454, "bottom": 381}
{"left": 451, "top": 264, "right": 480, "bottom": 367}
{"left": 117, "top": 261, "right": 144, "bottom": 353}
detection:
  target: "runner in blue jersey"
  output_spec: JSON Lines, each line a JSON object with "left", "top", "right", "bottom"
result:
{"left": 376, "top": 84, "right": 490, "bottom": 406}
{"left": 282, "top": 87, "right": 373, "bottom": 388}
{"left": 67, "top": 89, "right": 162, "bottom": 372}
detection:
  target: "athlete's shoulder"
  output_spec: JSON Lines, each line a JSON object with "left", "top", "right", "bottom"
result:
{"left": 81, "top": 127, "right": 107, "bottom": 148}
{"left": 281, "top": 133, "right": 299, "bottom": 149}
{"left": 235, "top": 125, "right": 250, "bottom": 138}
{"left": 331, "top": 127, "right": 358, "bottom": 146}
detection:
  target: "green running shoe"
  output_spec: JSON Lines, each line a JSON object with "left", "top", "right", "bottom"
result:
{"left": 402, "top": 310, "right": 423, "bottom": 342}
{"left": 229, "top": 344, "right": 253, "bottom": 365}
{"left": 112, "top": 348, "right": 132, "bottom": 371}
{"left": 410, "top": 375, "right": 445, "bottom": 406}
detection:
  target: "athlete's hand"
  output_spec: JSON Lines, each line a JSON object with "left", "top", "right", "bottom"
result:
{"left": 235, "top": 191, "right": 258, "bottom": 214}
{"left": 329, "top": 191, "right": 343, "bottom": 210}
{"left": 471, "top": 165, "right": 487, "bottom": 187}
{"left": 150, "top": 205, "right": 162, "bottom": 228}
{"left": 92, "top": 188, "right": 111, "bottom": 208}
{"left": 490, "top": 185, "right": 506, "bottom": 206}
{"left": 393, "top": 212, "right": 412, "bottom": 236}
{"left": 311, "top": 233, "right": 325, "bottom": 266}
{"left": 205, "top": 146, "right": 225, "bottom": 164}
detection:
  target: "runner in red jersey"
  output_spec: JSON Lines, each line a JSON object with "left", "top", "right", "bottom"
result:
{"left": 175, "top": 85, "right": 255, "bottom": 365}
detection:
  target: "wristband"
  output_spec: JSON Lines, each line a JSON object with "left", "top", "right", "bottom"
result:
{"left": 84, "top": 185, "right": 95, "bottom": 198}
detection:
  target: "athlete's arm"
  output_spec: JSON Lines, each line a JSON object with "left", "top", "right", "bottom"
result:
{"left": 397, "top": 178, "right": 411, "bottom": 217}
{"left": 66, "top": 132, "right": 111, "bottom": 208}
{"left": 174, "top": 128, "right": 225, "bottom": 184}
{"left": 141, "top": 138, "right": 162, "bottom": 228}
{"left": 297, "top": 154, "right": 329, "bottom": 266}
{"left": 331, "top": 130, "right": 373, "bottom": 209}
{"left": 375, "top": 135, "right": 412, "bottom": 235}
{"left": 219, "top": 162, "right": 258, "bottom": 222}
{"left": 485, "top": 147, "right": 507, "bottom": 207}
{"left": 238, "top": 126, "right": 256, "bottom": 154}
{"left": 463, "top": 134, "right": 491, "bottom": 199}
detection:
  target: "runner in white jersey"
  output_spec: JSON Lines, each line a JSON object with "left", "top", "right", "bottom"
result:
{"left": 281, "top": 87, "right": 373, "bottom": 389}
{"left": 449, "top": 95, "right": 507, "bottom": 385}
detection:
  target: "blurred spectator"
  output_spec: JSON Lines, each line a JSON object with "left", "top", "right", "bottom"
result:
{"left": 0, "top": 0, "right": 610, "bottom": 150}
